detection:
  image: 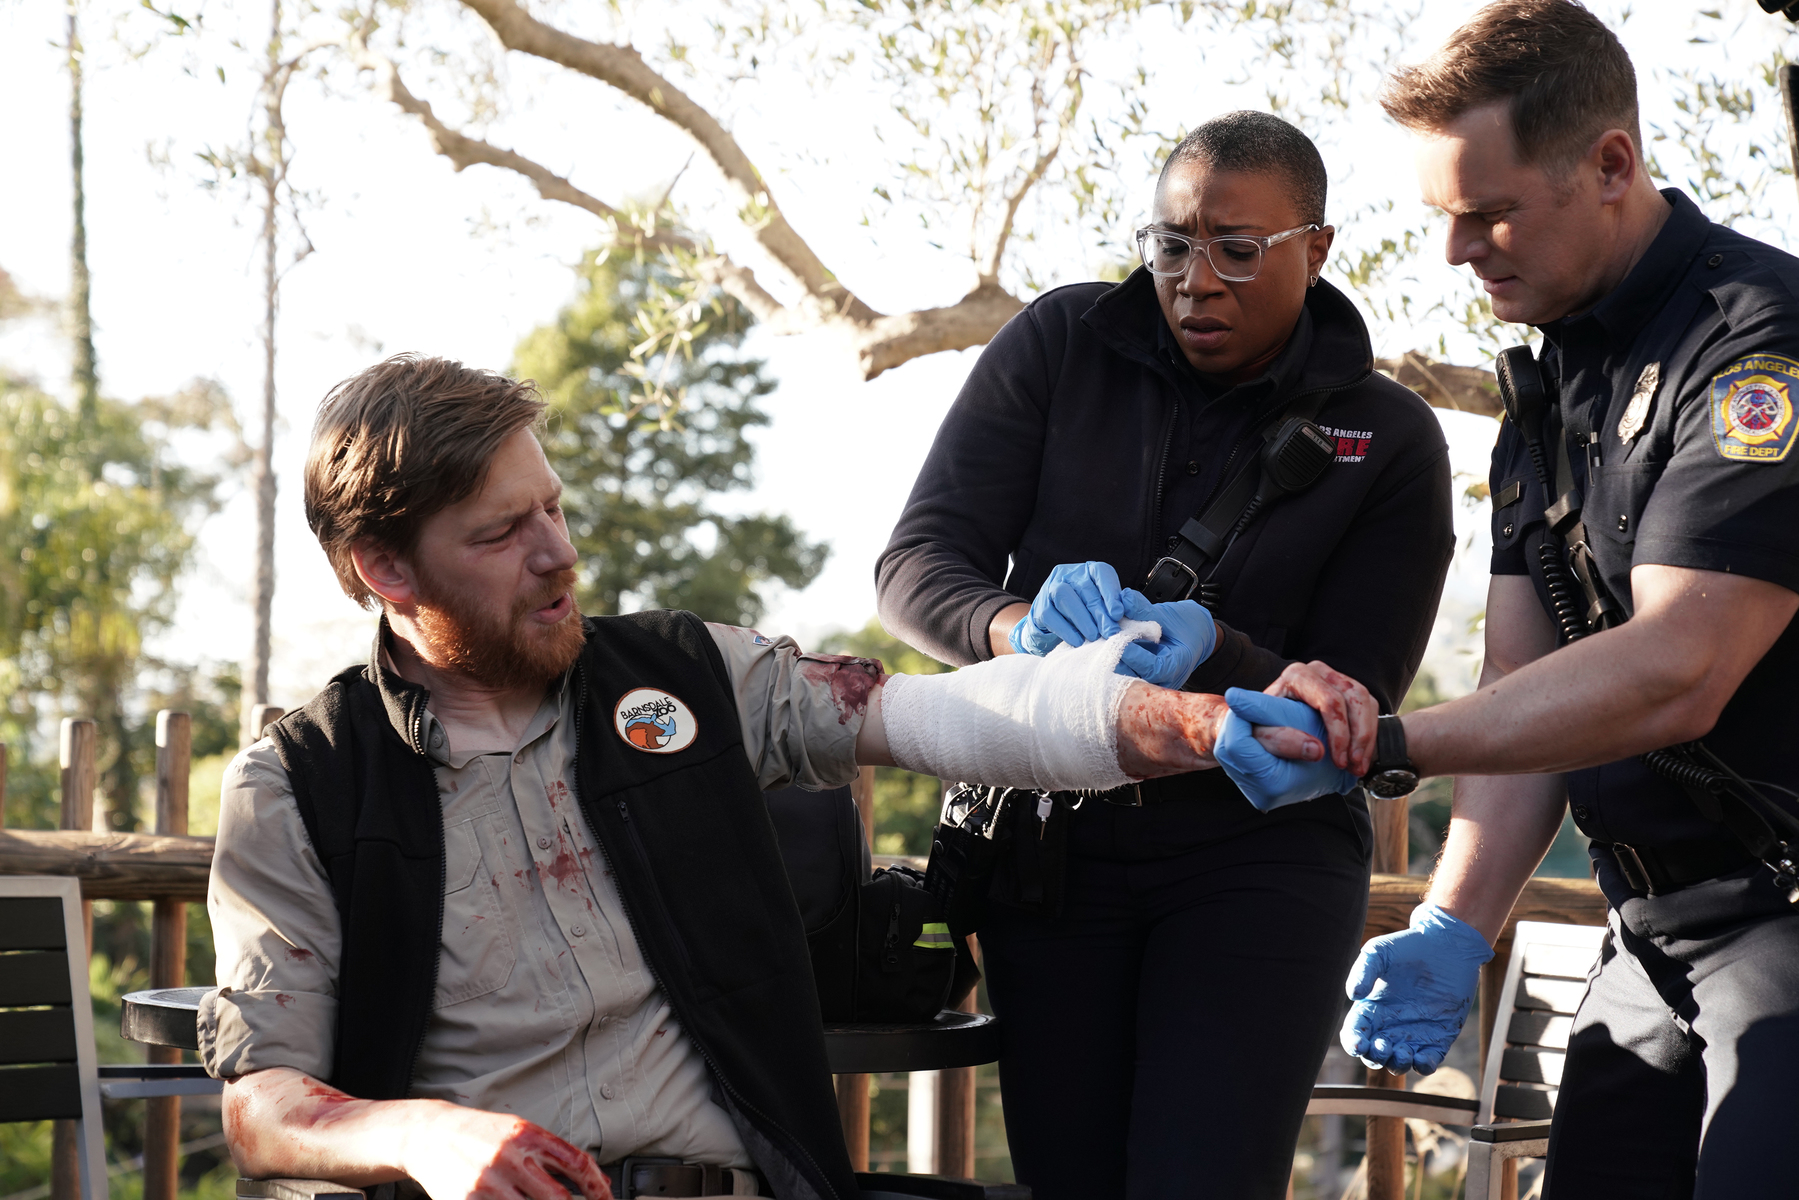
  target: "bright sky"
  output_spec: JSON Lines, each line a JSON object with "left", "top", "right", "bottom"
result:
{"left": 1, "top": 0, "right": 1794, "bottom": 709}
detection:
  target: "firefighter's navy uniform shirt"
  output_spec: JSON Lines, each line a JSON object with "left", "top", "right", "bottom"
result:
{"left": 1488, "top": 188, "right": 1799, "bottom": 847}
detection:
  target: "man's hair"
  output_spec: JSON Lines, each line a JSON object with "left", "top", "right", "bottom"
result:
{"left": 1381, "top": 0, "right": 1640, "bottom": 171}
{"left": 305, "top": 354, "right": 547, "bottom": 609}
{"left": 1156, "top": 111, "right": 1328, "bottom": 226}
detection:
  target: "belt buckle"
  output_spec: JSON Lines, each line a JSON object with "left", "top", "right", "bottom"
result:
{"left": 1611, "top": 843, "right": 1654, "bottom": 895}
{"left": 1144, "top": 556, "right": 1198, "bottom": 603}
{"left": 616, "top": 1156, "right": 699, "bottom": 1199}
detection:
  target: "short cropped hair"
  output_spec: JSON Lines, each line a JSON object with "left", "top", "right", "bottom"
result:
{"left": 305, "top": 354, "right": 547, "bottom": 609}
{"left": 1157, "top": 111, "right": 1328, "bottom": 226}
{"left": 1381, "top": 0, "right": 1640, "bottom": 171}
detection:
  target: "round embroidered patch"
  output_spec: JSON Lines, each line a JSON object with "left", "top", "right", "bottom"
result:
{"left": 613, "top": 688, "right": 699, "bottom": 754}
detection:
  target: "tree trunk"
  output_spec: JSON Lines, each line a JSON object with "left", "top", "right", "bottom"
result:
{"left": 67, "top": 0, "right": 97, "bottom": 433}
{"left": 244, "top": 0, "right": 282, "bottom": 745}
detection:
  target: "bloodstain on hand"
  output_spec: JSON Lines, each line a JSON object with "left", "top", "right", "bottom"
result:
{"left": 799, "top": 655, "right": 888, "bottom": 724}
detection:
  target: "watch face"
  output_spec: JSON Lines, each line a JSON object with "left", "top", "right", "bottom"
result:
{"left": 1369, "top": 769, "right": 1419, "bottom": 799}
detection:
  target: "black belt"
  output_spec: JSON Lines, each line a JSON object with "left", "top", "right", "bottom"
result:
{"left": 598, "top": 1157, "right": 764, "bottom": 1198}
{"left": 1602, "top": 836, "right": 1757, "bottom": 895}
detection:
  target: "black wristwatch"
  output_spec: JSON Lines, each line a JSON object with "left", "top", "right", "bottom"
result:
{"left": 1362, "top": 714, "right": 1420, "bottom": 799}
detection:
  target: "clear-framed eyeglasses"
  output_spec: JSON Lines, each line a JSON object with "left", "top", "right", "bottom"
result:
{"left": 1133, "top": 223, "right": 1320, "bottom": 282}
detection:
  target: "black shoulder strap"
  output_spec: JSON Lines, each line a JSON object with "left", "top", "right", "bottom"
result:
{"left": 1142, "top": 384, "right": 1340, "bottom": 604}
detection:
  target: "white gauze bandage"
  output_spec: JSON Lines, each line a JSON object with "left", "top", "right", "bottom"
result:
{"left": 879, "top": 618, "right": 1161, "bottom": 791}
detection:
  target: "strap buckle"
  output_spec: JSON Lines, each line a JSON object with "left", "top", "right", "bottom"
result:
{"left": 1611, "top": 843, "right": 1654, "bottom": 894}
{"left": 1143, "top": 556, "right": 1199, "bottom": 603}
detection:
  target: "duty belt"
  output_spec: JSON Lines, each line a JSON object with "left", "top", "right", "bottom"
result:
{"left": 1601, "top": 836, "right": 1757, "bottom": 896}
{"left": 598, "top": 1157, "right": 765, "bottom": 1198}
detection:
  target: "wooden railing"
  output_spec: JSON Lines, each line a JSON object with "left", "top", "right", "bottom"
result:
{"left": 0, "top": 730, "right": 1603, "bottom": 1200}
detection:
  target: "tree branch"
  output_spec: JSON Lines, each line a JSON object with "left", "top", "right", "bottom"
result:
{"left": 457, "top": 0, "right": 878, "bottom": 325}
{"left": 343, "top": 33, "right": 789, "bottom": 325}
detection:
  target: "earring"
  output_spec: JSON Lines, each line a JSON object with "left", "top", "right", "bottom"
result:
{"left": 1308, "top": 276, "right": 1319, "bottom": 287}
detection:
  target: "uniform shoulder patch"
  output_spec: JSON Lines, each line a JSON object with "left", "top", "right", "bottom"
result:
{"left": 1710, "top": 354, "right": 1799, "bottom": 463}
{"left": 613, "top": 687, "right": 699, "bottom": 754}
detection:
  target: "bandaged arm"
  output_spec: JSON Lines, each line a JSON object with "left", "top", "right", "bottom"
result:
{"left": 855, "top": 625, "right": 1324, "bottom": 788}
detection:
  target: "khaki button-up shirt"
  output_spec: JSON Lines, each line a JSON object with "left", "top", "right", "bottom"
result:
{"left": 199, "top": 623, "right": 880, "bottom": 1168}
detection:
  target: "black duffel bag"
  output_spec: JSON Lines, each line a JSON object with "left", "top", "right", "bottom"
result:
{"left": 765, "top": 783, "right": 979, "bottom": 1022}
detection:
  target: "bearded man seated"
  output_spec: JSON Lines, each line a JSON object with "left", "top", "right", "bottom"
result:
{"left": 203, "top": 355, "right": 1357, "bottom": 1200}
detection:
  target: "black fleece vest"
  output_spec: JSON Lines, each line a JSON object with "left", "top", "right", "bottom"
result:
{"left": 267, "top": 611, "right": 856, "bottom": 1200}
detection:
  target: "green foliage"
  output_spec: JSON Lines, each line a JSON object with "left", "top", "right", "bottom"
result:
{"left": 513, "top": 251, "right": 827, "bottom": 627}
{"left": 819, "top": 618, "right": 953, "bottom": 855}
{"left": 0, "top": 374, "right": 234, "bottom": 831}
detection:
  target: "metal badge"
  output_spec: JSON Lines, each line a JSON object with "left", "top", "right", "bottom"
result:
{"left": 1617, "top": 361, "right": 1660, "bottom": 444}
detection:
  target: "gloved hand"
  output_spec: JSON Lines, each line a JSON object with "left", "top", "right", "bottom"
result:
{"left": 1214, "top": 688, "right": 1357, "bottom": 812}
{"left": 1009, "top": 562, "right": 1126, "bottom": 656}
{"left": 1340, "top": 903, "right": 1493, "bottom": 1075}
{"left": 1114, "top": 589, "right": 1217, "bottom": 688}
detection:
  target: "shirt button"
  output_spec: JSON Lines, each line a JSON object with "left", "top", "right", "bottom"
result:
{"left": 1617, "top": 514, "right": 1629, "bottom": 532}
{"left": 1502, "top": 522, "right": 1515, "bottom": 538}
{"left": 428, "top": 728, "right": 445, "bottom": 750}
{"left": 571, "top": 925, "right": 586, "bottom": 937}
{"left": 538, "top": 836, "right": 552, "bottom": 850}
{"left": 600, "top": 1084, "right": 616, "bottom": 1100}
{"left": 1707, "top": 253, "right": 1723, "bottom": 269}
{"left": 1572, "top": 805, "right": 1591, "bottom": 822}
{"left": 1185, "top": 460, "right": 1201, "bottom": 475}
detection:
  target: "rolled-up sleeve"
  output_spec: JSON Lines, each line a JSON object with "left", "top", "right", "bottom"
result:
{"left": 199, "top": 741, "right": 340, "bottom": 1081}
{"left": 706, "top": 624, "right": 884, "bottom": 791}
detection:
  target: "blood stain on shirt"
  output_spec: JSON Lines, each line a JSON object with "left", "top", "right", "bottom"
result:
{"left": 274, "top": 993, "right": 293, "bottom": 1008}
{"left": 282, "top": 946, "right": 314, "bottom": 963}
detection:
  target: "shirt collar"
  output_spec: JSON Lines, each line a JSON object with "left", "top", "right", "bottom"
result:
{"left": 369, "top": 616, "right": 577, "bottom": 768}
{"left": 1153, "top": 302, "right": 1316, "bottom": 407}
{"left": 1539, "top": 188, "right": 1710, "bottom": 351}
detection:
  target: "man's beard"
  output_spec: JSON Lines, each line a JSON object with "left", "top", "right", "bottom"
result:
{"left": 412, "top": 565, "right": 586, "bottom": 691}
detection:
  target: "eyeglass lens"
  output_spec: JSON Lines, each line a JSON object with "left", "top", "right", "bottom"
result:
{"left": 1140, "top": 233, "right": 1266, "bottom": 281}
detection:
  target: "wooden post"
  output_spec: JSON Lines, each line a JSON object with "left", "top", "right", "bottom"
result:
{"left": 53, "top": 718, "right": 99, "bottom": 1200}
{"left": 836, "top": 766, "right": 877, "bottom": 1171}
{"left": 935, "top": 947, "right": 979, "bottom": 1179}
{"left": 143, "top": 712, "right": 191, "bottom": 1200}
{"left": 1364, "top": 792, "right": 1410, "bottom": 1200}
{"left": 250, "top": 704, "right": 285, "bottom": 739}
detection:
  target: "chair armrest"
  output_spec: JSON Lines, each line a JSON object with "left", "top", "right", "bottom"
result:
{"left": 97, "top": 1064, "right": 224, "bottom": 1100}
{"left": 1305, "top": 1084, "right": 1479, "bottom": 1126}
{"left": 1470, "top": 1120, "right": 1554, "bottom": 1144}
{"left": 854, "top": 1172, "right": 1029, "bottom": 1199}
{"left": 237, "top": 1180, "right": 367, "bottom": 1200}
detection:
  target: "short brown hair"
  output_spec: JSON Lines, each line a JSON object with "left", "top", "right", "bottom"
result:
{"left": 305, "top": 354, "right": 547, "bottom": 609}
{"left": 1381, "top": 0, "right": 1640, "bottom": 172}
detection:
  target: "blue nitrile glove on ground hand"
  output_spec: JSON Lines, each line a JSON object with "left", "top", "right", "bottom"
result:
{"left": 1114, "top": 589, "right": 1217, "bottom": 688}
{"left": 1340, "top": 903, "right": 1493, "bottom": 1075}
{"left": 1214, "top": 688, "right": 1357, "bottom": 812}
{"left": 1009, "top": 562, "right": 1126, "bottom": 656}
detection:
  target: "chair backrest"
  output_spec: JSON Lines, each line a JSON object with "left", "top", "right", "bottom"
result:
{"left": 1476, "top": 919, "right": 1607, "bottom": 1126}
{"left": 0, "top": 876, "right": 108, "bottom": 1200}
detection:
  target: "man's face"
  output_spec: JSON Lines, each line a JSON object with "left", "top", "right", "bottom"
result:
{"left": 406, "top": 428, "right": 585, "bottom": 689}
{"left": 1414, "top": 104, "right": 1613, "bottom": 325}
{"left": 1150, "top": 163, "right": 1333, "bottom": 382}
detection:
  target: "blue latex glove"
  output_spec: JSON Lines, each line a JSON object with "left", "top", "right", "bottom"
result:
{"left": 1009, "top": 562, "right": 1126, "bottom": 656}
{"left": 1214, "top": 688, "right": 1357, "bottom": 812}
{"left": 1340, "top": 904, "right": 1494, "bottom": 1075}
{"left": 1113, "top": 588, "right": 1217, "bottom": 687}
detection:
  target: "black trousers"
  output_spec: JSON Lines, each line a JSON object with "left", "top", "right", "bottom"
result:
{"left": 1543, "top": 848, "right": 1799, "bottom": 1200}
{"left": 978, "top": 793, "right": 1371, "bottom": 1200}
